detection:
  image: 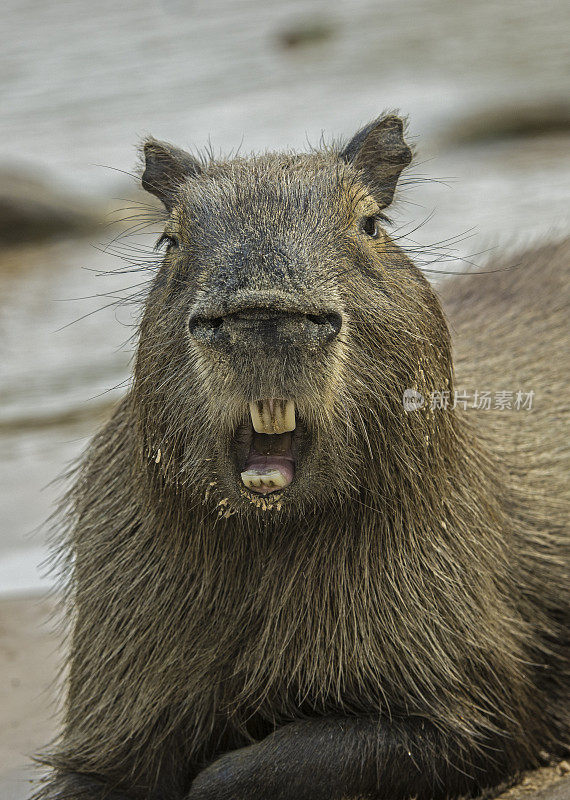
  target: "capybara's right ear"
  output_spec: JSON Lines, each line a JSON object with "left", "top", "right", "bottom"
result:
{"left": 141, "top": 138, "right": 202, "bottom": 211}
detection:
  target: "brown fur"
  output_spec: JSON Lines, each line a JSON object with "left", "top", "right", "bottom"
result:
{"left": 35, "top": 116, "right": 568, "bottom": 800}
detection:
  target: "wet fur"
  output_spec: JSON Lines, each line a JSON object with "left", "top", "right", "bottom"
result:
{"left": 35, "top": 118, "right": 568, "bottom": 799}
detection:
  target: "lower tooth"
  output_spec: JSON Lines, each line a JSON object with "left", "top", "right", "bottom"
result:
{"left": 241, "top": 468, "right": 287, "bottom": 491}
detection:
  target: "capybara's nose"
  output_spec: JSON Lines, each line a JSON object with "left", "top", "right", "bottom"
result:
{"left": 188, "top": 308, "right": 342, "bottom": 352}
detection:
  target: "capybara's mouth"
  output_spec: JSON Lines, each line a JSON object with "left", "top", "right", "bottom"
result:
{"left": 233, "top": 399, "right": 301, "bottom": 496}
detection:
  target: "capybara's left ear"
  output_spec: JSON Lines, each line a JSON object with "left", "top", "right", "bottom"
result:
{"left": 141, "top": 138, "right": 202, "bottom": 211}
{"left": 341, "top": 115, "right": 412, "bottom": 208}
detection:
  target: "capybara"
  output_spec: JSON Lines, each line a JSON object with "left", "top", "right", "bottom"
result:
{"left": 36, "top": 115, "right": 568, "bottom": 799}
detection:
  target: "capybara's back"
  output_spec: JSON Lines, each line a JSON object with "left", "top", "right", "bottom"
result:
{"left": 444, "top": 238, "right": 569, "bottom": 749}
{"left": 35, "top": 117, "right": 568, "bottom": 800}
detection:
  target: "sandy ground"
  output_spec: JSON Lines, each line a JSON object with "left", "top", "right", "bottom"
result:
{"left": 0, "top": 596, "right": 568, "bottom": 800}
{"left": 0, "top": 596, "right": 60, "bottom": 800}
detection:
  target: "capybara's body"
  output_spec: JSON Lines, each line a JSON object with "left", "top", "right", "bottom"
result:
{"left": 37, "top": 117, "right": 568, "bottom": 800}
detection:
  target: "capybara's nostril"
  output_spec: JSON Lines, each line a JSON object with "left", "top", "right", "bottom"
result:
{"left": 305, "top": 311, "right": 343, "bottom": 344}
{"left": 188, "top": 314, "right": 224, "bottom": 344}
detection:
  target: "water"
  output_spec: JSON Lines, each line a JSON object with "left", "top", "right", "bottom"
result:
{"left": 0, "top": 0, "right": 568, "bottom": 594}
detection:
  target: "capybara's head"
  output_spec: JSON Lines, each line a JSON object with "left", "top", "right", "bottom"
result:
{"left": 136, "top": 116, "right": 454, "bottom": 514}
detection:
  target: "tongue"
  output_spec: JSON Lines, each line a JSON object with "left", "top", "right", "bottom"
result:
{"left": 241, "top": 432, "right": 295, "bottom": 494}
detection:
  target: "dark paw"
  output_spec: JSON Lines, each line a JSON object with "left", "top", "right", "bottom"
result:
{"left": 186, "top": 749, "right": 259, "bottom": 800}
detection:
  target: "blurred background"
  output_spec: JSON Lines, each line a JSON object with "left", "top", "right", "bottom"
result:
{"left": 0, "top": 0, "right": 568, "bottom": 793}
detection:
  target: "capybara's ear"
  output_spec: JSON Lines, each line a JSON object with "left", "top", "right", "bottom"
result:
{"left": 141, "top": 138, "right": 202, "bottom": 211}
{"left": 341, "top": 115, "right": 412, "bottom": 208}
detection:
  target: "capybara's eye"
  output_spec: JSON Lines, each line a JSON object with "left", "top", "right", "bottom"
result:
{"left": 155, "top": 232, "right": 180, "bottom": 251}
{"left": 360, "top": 216, "right": 379, "bottom": 238}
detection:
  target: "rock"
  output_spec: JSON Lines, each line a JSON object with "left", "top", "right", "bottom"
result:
{"left": 0, "top": 166, "right": 104, "bottom": 245}
{"left": 277, "top": 19, "right": 335, "bottom": 50}
{"left": 442, "top": 100, "right": 570, "bottom": 147}
{"left": 495, "top": 764, "right": 570, "bottom": 800}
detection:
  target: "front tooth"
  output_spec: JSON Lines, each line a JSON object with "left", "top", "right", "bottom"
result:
{"left": 265, "top": 471, "right": 287, "bottom": 489}
{"left": 281, "top": 399, "right": 296, "bottom": 432}
{"left": 241, "top": 468, "right": 288, "bottom": 490}
{"left": 241, "top": 472, "right": 263, "bottom": 488}
{"left": 249, "top": 401, "right": 266, "bottom": 433}
{"left": 249, "top": 399, "right": 296, "bottom": 434}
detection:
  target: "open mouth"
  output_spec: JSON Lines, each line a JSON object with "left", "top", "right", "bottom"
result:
{"left": 235, "top": 399, "right": 298, "bottom": 495}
